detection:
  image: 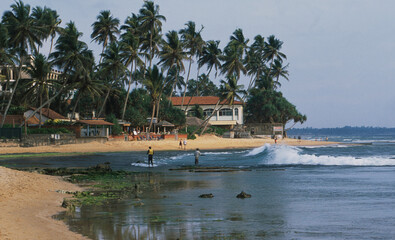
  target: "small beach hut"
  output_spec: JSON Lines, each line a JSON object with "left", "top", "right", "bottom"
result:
{"left": 155, "top": 120, "right": 175, "bottom": 133}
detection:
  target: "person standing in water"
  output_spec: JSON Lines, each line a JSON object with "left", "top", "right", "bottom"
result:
{"left": 194, "top": 148, "right": 201, "bottom": 165}
{"left": 147, "top": 146, "right": 154, "bottom": 167}
{"left": 183, "top": 139, "right": 187, "bottom": 150}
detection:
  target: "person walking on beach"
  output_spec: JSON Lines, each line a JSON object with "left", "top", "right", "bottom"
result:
{"left": 194, "top": 148, "right": 201, "bottom": 165}
{"left": 183, "top": 139, "right": 187, "bottom": 150}
{"left": 147, "top": 146, "right": 154, "bottom": 167}
{"left": 179, "top": 139, "right": 183, "bottom": 149}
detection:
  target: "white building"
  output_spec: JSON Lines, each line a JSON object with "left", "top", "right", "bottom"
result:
{"left": 171, "top": 96, "right": 243, "bottom": 128}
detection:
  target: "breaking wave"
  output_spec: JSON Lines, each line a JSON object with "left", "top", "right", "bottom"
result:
{"left": 245, "top": 144, "right": 395, "bottom": 166}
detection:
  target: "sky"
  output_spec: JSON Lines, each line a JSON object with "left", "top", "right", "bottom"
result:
{"left": 2, "top": 0, "right": 395, "bottom": 128}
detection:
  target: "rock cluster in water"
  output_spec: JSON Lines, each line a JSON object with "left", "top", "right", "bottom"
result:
{"left": 236, "top": 191, "right": 251, "bottom": 198}
{"left": 199, "top": 193, "right": 214, "bottom": 198}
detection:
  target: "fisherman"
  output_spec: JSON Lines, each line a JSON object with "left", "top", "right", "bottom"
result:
{"left": 194, "top": 148, "right": 201, "bottom": 165}
{"left": 147, "top": 146, "right": 154, "bottom": 167}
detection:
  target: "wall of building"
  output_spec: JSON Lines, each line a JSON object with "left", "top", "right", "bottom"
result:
{"left": 21, "top": 133, "right": 76, "bottom": 147}
{"left": 182, "top": 104, "right": 244, "bottom": 125}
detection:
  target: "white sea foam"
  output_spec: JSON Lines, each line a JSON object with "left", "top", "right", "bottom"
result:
{"left": 131, "top": 162, "right": 159, "bottom": 167}
{"left": 246, "top": 144, "right": 395, "bottom": 166}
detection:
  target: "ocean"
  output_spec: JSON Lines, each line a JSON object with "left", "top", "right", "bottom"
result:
{"left": 2, "top": 131, "right": 395, "bottom": 239}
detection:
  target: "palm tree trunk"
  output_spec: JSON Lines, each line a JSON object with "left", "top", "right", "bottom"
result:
{"left": 184, "top": 66, "right": 200, "bottom": 112}
{"left": 149, "top": 27, "right": 153, "bottom": 68}
{"left": 99, "top": 37, "right": 108, "bottom": 64}
{"left": 148, "top": 100, "right": 156, "bottom": 133}
{"left": 1, "top": 58, "right": 23, "bottom": 128}
{"left": 39, "top": 91, "right": 43, "bottom": 128}
{"left": 49, "top": 36, "right": 54, "bottom": 56}
{"left": 97, "top": 87, "right": 111, "bottom": 118}
{"left": 181, "top": 57, "right": 193, "bottom": 108}
{"left": 70, "top": 92, "right": 82, "bottom": 123}
{"left": 168, "top": 67, "right": 179, "bottom": 106}
{"left": 155, "top": 99, "right": 160, "bottom": 124}
{"left": 200, "top": 104, "right": 224, "bottom": 136}
{"left": 190, "top": 100, "right": 221, "bottom": 136}
{"left": 121, "top": 62, "right": 134, "bottom": 120}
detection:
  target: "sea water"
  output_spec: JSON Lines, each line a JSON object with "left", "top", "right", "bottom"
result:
{"left": 2, "top": 133, "right": 395, "bottom": 239}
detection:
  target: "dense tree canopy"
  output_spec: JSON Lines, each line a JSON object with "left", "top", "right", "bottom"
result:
{"left": 0, "top": 0, "right": 306, "bottom": 130}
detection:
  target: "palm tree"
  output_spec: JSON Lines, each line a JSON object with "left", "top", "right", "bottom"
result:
{"left": 158, "top": 30, "right": 187, "bottom": 101}
{"left": 263, "top": 35, "right": 286, "bottom": 82}
{"left": 69, "top": 66, "right": 103, "bottom": 122}
{"left": 22, "top": 53, "right": 52, "bottom": 127}
{"left": 91, "top": 10, "right": 120, "bottom": 63}
{"left": 120, "top": 32, "right": 145, "bottom": 120}
{"left": 1, "top": 0, "right": 43, "bottom": 127}
{"left": 23, "top": 21, "right": 94, "bottom": 125}
{"left": 43, "top": 8, "right": 62, "bottom": 55}
{"left": 143, "top": 65, "right": 167, "bottom": 132}
{"left": 270, "top": 59, "right": 289, "bottom": 87}
{"left": 97, "top": 41, "right": 127, "bottom": 118}
{"left": 198, "top": 40, "right": 222, "bottom": 77}
{"left": 221, "top": 44, "right": 246, "bottom": 79}
{"left": 220, "top": 29, "right": 250, "bottom": 80}
{"left": 245, "top": 35, "right": 266, "bottom": 92}
{"left": 179, "top": 21, "right": 205, "bottom": 108}
{"left": 228, "top": 28, "right": 249, "bottom": 56}
{"left": 139, "top": 1, "right": 166, "bottom": 67}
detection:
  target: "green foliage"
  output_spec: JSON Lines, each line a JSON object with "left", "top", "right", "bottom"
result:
{"left": 188, "top": 104, "right": 204, "bottom": 119}
{"left": 186, "top": 74, "right": 220, "bottom": 96}
{"left": 159, "top": 98, "right": 186, "bottom": 126}
{"left": 106, "top": 114, "right": 123, "bottom": 135}
{"left": 245, "top": 89, "right": 306, "bottom": 125}
{"left": 8, "top": 106, "right": 27, "bottom": 115}
{"left": 26, "top": 127, "right": 71, "bottom": 134}
{"left": 179, "top": 125, "right": 225, "bottom": 137}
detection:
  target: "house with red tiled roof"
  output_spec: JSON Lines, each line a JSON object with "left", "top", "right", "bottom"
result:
{"left": 24, "top": 107, "right": 68, "bottom": 125}
{"left": 170, "top": 96, "right": 243, "bottom": 127}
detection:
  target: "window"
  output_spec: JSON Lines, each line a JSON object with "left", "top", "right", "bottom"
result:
{"left": 203, "top": 108, "right": 214, "bottom": 117}
{"left": 235, "top": 108, "right": 239, "bottom": 116}
{"left": 219, "top": 108, "right": 232, "bottom": 116}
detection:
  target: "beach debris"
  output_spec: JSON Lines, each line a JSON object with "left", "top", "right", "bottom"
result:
{"left": 199, "top": 193, "right": 214, "bottom": 198}
{"left": 236, "top": 191, "right": 251, "bottom": 199}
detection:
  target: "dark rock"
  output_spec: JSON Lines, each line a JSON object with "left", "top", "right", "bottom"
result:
{"left": 236, "top": 191, "right": 251, "bottom": 198}
{"left": 199, "top": 193, "right": 214, "bottom": 198}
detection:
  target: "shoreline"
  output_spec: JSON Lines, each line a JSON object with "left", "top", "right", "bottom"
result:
{"left": 0, "top": 135, "right": 338, "bottom": 155}
{"left": 0, "top": 135, "right": 338, "bottom": 239}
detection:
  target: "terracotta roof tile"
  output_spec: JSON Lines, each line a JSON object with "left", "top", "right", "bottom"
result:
{"left": 170, "top": 96, "right": 242, "bottom": 106}
{"left": 78, "top": 120, "right": 114, "bottom": 126}
{"left": 30, "top": 107, "right": 67, "bottom": 120}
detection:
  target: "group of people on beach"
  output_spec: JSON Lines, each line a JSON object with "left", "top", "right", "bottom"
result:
{"left": 146, "top": 144, "right": 201, "bottom": 167}
{"left": 179, "top": 139, "right": 187, "bottom": 150}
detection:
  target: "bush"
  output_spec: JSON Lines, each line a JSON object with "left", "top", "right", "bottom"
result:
{"left": 25, "top": 127, "right": 71, "bottom": 134}
{"left": 106, "top": 114, "right": 122, "bottom": 136}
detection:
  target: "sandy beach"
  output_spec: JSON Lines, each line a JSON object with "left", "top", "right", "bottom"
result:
{"left": 0, "top": 166, "right": 87, "bottom": 240}
{"left": 0, "top": 135, "right": 336, "bottom": 154}
{"left": 0, "top": 136, "right": 336, "bottom": 239}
